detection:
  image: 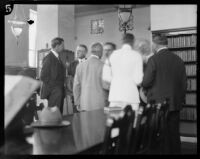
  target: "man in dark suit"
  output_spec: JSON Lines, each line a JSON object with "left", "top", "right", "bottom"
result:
{"left": 68, "top": 44, "right": 88, "bottom": 78}
{"left": 40, "top": 37, "right": 65, "bottom": 113}
{"left": 142, "top": 34, "right": 187, "bottom": 154}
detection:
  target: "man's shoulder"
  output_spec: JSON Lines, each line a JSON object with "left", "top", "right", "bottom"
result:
{"left": 132, "top": 49, "right": 142, "bottom": 57}
{"left": 43, "top": 52, "right": 53, "bottom": 61}
{"left": 109, "top": 49, "right": 121, "bottom": 59}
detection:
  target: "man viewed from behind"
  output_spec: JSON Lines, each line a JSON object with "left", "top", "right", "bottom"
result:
{"left": 142, "top": 33, "right": 187, "bottom": 154}
{"left": 73, "top": 43, "right": 108, "bottom": 112}
{"left": 106, "top": 33, "right": 143, "bottom": 111}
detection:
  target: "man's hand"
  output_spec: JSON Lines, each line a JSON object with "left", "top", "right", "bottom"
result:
{"left": 73, "top": 105, "right": 80, "bottom": 113}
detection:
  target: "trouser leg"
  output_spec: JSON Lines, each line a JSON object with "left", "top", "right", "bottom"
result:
{"left": 48, "top": 87, "right": 64, "bottom": 114}
{"left": 167, "top": 111, "right": 181, "bottom": 154}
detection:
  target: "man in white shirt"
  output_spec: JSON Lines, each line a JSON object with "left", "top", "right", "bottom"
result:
{"left": 103, "top": 33, "right": 143, "bottom": 111}
{"left": 102, "top": 42, "right": 116, "bottom": 64}
{"left": 73, "top": 43, "right": 108, "bottom": 111}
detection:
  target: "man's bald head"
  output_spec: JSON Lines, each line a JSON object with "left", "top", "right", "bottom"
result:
{"left": 134, "top": 39, "right": 151, "bottom": 56}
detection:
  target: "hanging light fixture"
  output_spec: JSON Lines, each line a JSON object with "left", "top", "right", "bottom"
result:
{"left": 8, "top": 4, "right": 26, "bottom": 46}
{"left": 117, "top": 5, "right": 134, "bottom": 34}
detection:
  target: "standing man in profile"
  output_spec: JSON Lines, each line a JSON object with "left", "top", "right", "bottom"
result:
{"left": 105, "top": 33, "right": 143, "bottom": 111}
{"left": 67, "top": 44, "right": 88, "bottom": 111}
{"left": 142, "top": 34, "right": 187, "bottom": 154}
{"left": 73, "top": 43, "right": 108, "bottom": 112}
{"left": 40, "top": 37, "right": 65, "bottom": 114}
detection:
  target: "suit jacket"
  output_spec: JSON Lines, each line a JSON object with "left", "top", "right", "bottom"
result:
{"left": 108, "top": 44, "right": 143, "bottom": 104}
{"left": 40, "top": 51, "right": 65, "bottom": 99}
{"left": 68, "top": 60, "right": 79, "bottom": 78}
{"left": 73, "top": 56, "right": 108, "bottom": 111}
{"left": 68, "top": 58, "right": 87, "bottom": 78}
{"left": 142, "top": 48, "right": 187, "bottom": 111}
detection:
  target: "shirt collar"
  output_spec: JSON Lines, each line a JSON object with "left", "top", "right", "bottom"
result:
{"left": 156, "top": 47, "right": 168, "bottom": 53}
{"left": 51, "top": 49, "right": 59, "bottom": 58}
{"left": 90, "top": 54, "right": 99, "bottom": 59}
{"left": 78, "top": 57, "right": 86, "bottom": 63}
{"left": 122, "top": 44, "right": 132, "bottom": 50}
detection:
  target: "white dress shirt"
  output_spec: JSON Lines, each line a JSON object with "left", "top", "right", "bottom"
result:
{"left": 107, "top": 44, "right": 143, "bottom": 109}
{"left": 51, "top": 49, "right": 59, "bottom": 59}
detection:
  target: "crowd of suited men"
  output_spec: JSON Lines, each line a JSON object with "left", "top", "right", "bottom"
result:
{"left": 40, "top": 33, "right": 187, "bottom": 154}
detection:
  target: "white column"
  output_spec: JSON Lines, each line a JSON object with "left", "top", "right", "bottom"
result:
{"left": 58, "top": 5, "right": 75, "bottom": 51}
{"left": 36, "top": 5, "right": 58, "bottom": 51}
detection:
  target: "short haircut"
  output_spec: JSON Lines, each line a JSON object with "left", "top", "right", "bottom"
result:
{"left": 122, "top": 33, "right": 135, "bottom": 45}
{"left": 104, "top": 42, "right": 116, "bottom": 50}
{"left": 152, "top": 33, "right": 168, "bottom": 45}
{"left": 91, "top": 43, "right": 103, "bottom": 52}
{"left": 51, "top": 37, "right": 64, "bottom": 48}
{"left": 78, "top": 44, "right": 88, "bottom": 52}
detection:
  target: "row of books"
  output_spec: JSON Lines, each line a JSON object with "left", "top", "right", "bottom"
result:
{"left": 167, "top": 34, "right": 196, "bottom": 48}
{"left": 187, "top": 79, "right": 196, "bottom": 91}
{"left": 173, "top": 50, "right": 196, "bottom": 62}
{"left": 185, "top": 93, "right": 196, "bottom": 105}
{"left": 185, "top": 65, "right": 196, "bottom": 76}
{"left": 180, "top": 107, "right": 196, "bottom": 121}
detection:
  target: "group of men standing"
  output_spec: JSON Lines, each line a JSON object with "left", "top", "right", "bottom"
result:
{"left": 40, "top": 33, "right": 186, "bottom": 154}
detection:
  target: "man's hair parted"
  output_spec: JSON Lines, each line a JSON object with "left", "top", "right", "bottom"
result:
{"left": 51, "top": 37, "right": 64, "bottom": 49}
{"left": 78, "top": 44, "right": 88, "bottom": 52}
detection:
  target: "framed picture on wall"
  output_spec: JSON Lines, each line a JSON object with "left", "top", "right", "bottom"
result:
{"left": 91, "top": 19, "right": 104, "bottom": 34}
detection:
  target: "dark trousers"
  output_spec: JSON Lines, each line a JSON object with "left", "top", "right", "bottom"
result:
{"left": 165, "top": 111, "right": 181, "bottom": 154}
{"left": 48, "top": 86, "right": 64, "bottom": 114}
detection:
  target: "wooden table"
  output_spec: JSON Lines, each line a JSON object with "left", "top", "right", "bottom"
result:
{"left": 33, "top": 109, "right": 107, "bottom": 154}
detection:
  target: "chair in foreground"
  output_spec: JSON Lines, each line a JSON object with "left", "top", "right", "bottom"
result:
{"left": 134, "top": 98, "right": 170, "bottom": 154}
{"left": 100, "top": 105, "right": 135, "bottom": 154}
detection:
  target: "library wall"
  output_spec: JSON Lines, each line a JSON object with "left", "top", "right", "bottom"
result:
{"left": 165, "top": 31, "right": 197, "bottom": 137}
{"left": 150, "top": 5, "right": 197, "bottom": 31}
{"left": 75, "top": 6, "right": 151, "bottom": 57}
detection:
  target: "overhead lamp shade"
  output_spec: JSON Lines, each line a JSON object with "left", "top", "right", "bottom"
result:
{"left": 11, "top": 26, "right": 23, "bottom": 38}
{"left": 8, "top": 20, "right": 26, "bottom": 38}
{"left": 119, "top": 11, "right": 131, "bottom": 23}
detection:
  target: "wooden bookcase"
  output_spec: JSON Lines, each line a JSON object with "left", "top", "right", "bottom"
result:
{"left": 152, "top": 27, "right": 197, "bottom": 137}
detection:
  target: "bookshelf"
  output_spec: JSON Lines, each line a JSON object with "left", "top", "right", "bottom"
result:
{"left": 152, "top": 28, "right": 197, "bottom": 137}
